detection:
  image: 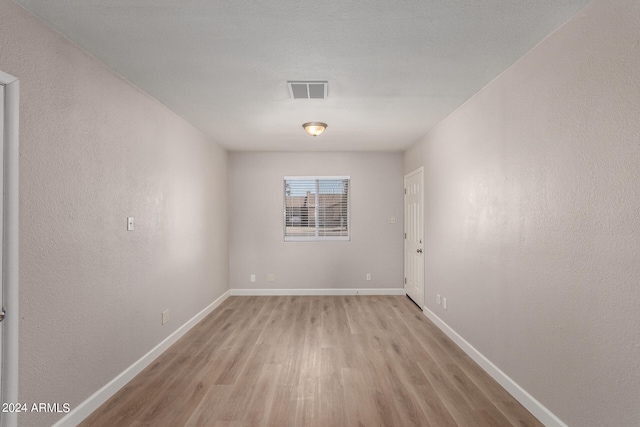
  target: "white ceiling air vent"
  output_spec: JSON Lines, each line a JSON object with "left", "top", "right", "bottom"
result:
{"left": 287, "top": 81, "right": 328, "bottom": 99}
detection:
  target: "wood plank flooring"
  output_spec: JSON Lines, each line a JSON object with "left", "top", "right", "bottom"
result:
{"left": 80, "top": 296, "right": 543, "bottom": 427}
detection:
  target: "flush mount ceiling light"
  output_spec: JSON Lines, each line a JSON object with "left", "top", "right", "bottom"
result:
{"left": 302, "top": 122, "right": 327, "bottom": 137}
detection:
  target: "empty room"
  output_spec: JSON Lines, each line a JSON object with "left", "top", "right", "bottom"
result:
{"left": 0, "top": 0, "right": 638, "bottom": 426}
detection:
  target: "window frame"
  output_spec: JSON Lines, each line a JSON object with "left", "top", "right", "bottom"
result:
{"left": 283, "top": 176, "right": 351, "bottom": 242}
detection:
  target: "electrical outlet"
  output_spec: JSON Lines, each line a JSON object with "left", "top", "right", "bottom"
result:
{"left": 162, "top": 309, "right": 169, "bottom": 325}
{"left": 267, "top": 274, "right": 275, "bottom": 282}
{"left": 250, "top": 274, "right": 256, "bottom": 282}
{"left": 366, "top": 273, "right": 371, "bottom": 281}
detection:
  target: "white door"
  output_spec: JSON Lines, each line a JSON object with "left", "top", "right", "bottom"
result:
{"left": 0, "top": 71, "right": 18, "bottom": 427}
{"left": 0, "top": 83, "right": 4, "bottom": 416}
{"left": 404, "top": 167, "right": 424, "bottom": 308}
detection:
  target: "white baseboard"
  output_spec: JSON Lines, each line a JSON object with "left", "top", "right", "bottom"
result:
{"left": 422, "top": 307, "right": 567, "bottom": 427}
{"left": 53, "top": 290, "right": 231, "bottom": 427}
{"left": 230, "top": 288, "right": 405, "bottom": 296}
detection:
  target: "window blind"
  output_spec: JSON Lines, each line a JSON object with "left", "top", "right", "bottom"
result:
{"left": 284, "top": 176, "right": 350, "bottom": 241}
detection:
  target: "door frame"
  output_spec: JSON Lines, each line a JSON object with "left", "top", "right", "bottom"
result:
{"left": 404, "top": 166, "right": 424, "bottom": 308}
{"left": 0, "top": 70, "right": 19, "bottom": 427}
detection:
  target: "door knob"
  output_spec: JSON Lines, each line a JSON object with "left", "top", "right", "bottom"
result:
{"left": 417, "top": 248, "right": 423, "bottom": 253}
{"left": 0, "top": 307, "right": 5, "bottom": 322}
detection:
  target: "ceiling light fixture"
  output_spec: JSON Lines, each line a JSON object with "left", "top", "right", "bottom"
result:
{"left": 302, "top": 122, "right": 327, "bottom": 137}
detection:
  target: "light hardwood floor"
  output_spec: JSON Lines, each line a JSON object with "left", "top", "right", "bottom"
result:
{"left": 80, "top": 295, "right": 543, "bottom": 427}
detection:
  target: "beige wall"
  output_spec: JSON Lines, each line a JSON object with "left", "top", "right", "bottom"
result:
{"left": 0, "top": 0, "right": 229, "bottom": 425}
{"left": 230, "top": 152, "right": 404, "bottom": 292}
{"left": 405, "top": 0, "right": 640, "bottom": 425}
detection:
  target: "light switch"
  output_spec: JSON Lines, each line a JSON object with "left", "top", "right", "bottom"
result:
{"left": 127, "top": 217, "right": 134, "bottom": 231}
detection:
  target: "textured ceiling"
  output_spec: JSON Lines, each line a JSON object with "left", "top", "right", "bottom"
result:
{"left": 14, "top": 0, "right": 592, "bottom": 152}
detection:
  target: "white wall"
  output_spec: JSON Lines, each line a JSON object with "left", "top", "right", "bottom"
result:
{"left": 405, "top": 0, "right": 640, "bottom": 425}
{"left": 230, "top": 152, "right": 404, "bottom": 292}
{"left": 0, "top": 1, "right": 229, "bottom": 425}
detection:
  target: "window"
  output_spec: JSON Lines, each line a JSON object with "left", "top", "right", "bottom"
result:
{"left": 284, "top": 176, "right": 350, "bottom": 241}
